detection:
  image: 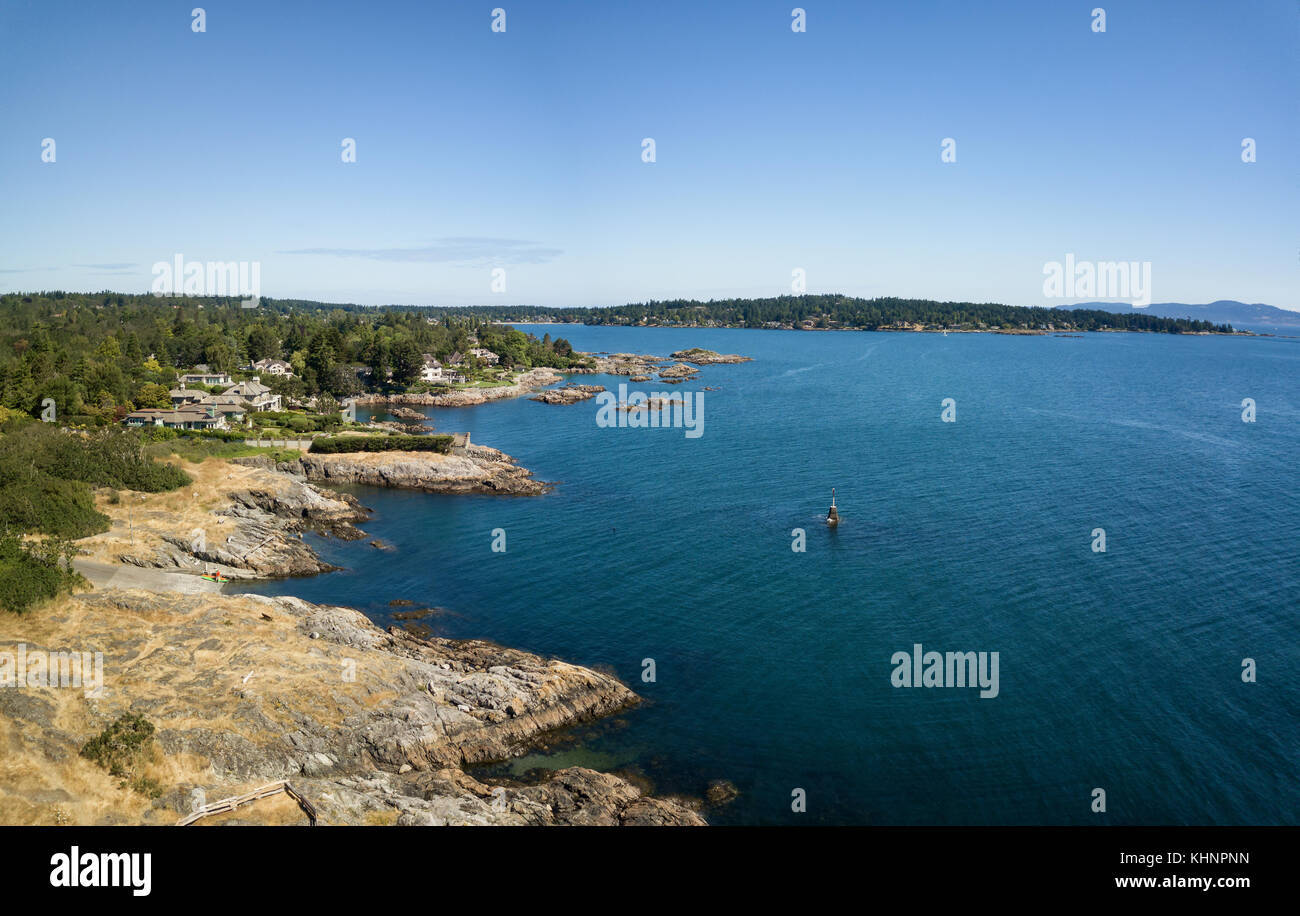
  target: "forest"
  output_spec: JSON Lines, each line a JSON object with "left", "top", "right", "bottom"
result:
{"left": 0, "top": 292, "right": 584, "bottom": 424}
{"left": 421, "top": 295, "right": 1235, "bottom": 334}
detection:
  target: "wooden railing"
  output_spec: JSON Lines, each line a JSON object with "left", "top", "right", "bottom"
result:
{"left": 176, "top": 780, "right": 318, "bottom": 826}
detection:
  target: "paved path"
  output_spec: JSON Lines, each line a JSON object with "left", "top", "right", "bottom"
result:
{"left": 73, "top": 559, "right": 222, "bottom": 595}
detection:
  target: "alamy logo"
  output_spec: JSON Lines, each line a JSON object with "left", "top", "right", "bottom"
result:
{"left": 890, "top": 643, "right": 1000, "bottom": 698}
{"left": 594, "top": 384, "right": 704, "bottom": 438}
{"left": 151, "top": 254, "right": 260, "bottom": 307}
{"left": 0, "top": 644, "right": 103, "bottom": 697}
{"left": 49, "top": 847, "right": 151, "bottom": 896}
{"left": 1042, "top": 253, "right": 1151, "bottom": 307}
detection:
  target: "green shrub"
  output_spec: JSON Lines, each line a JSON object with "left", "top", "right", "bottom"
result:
{"left": 0, "top": 534, "right": 84, "bottom": 614}
{"left": 0, "top": 470, "right": 109, "bottom": 538}
{"left": 309, "top": 434, "right": 452, "bottom": 454}
{"left": 80, "top": 713, "right": 156, "bottom": 778}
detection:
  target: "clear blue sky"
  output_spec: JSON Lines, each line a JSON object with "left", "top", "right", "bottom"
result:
{"left": 1, "top": 0, "right": 1296, "bottom": 309}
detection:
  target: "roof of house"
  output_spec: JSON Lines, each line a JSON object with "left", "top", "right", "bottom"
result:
{"left": 169, "top": 388, "right": 207, "bottom": 399}
{"left": 223, "top": 380, "right": 272, "bottom": 397}
{"left": 125, "top": 407, "right": 219, "bottom": 423}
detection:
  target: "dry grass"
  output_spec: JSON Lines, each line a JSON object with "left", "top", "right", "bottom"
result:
{"left": 0, "top": 587, "right": 381, "bottom": 825}
{"left": 77, "top": 457, "right": 294, "bottom": 565}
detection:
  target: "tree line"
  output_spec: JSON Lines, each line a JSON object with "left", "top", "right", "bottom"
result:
{"left": 0, "top": 292, "right": 584, "bottom": 423}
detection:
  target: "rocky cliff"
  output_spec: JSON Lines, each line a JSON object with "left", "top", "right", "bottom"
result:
{"left": 0, "top": 589, "right": 704, "bottom": 826}
{"left": 255, "top": 445, "right": 550, "bottom": 496}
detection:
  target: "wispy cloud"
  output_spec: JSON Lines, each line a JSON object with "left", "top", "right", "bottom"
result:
{"left": 74, "top": 262, "right": 136, "bottom": 271}
{"left": 279, "top": 237, "right": 562, "bottom": 266}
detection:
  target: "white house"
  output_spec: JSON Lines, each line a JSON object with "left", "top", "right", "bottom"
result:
{"left": 250, "top": 358, "right": 293, "bottom": 377}
{"left": 420, "top": 355, "right": 445, "bottom": 382}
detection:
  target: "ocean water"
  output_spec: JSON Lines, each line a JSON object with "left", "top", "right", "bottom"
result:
{"left": 238, "top": 327, "right": 1300, "bottom": 825}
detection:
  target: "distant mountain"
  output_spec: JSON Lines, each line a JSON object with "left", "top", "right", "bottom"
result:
{"left": 1055, "top": 300, "right": 1300, "bottom": 332}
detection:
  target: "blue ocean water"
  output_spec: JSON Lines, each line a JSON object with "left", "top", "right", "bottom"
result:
{"left": 238, "top": 327, "right": 1300, "bottom": 825}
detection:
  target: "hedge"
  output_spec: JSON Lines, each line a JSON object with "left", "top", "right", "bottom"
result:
{"left": 309, "top": 434, "right": 453, "bottom": 454}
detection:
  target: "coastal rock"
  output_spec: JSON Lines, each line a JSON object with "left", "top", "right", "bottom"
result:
{"left": 274, "top": 446, "right": 550, "bottom": 496}
{"left": 530, "top": 384, "right": 605, "bottom": 405}
{"left": 705, "top": 779, "right": 740, "bottom": 806}
{"left": 570, "top": 353, "right": 669, "bottom": 376}
{"left": 617, "top": 397, "right": 682, "bottom": 413}
{"left": 355, "top": 368, "right": 562, "bottom": 408}
{"left": 657, "top": 363, "right": 699, "bottom": 379}
{"left": 84, "top": 463, "right": 369, "bottom": 580}
{"left": 0, "top": 589, "right": 702, "bottom": 826}
{"left": 384, "top": 406, "right": 428, "bottom": 421}
{"left": 669, "top": 348, "right": 753, "bottom": 365}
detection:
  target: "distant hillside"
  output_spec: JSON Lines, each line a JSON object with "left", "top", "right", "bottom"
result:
{"left": 1056, "top": 301, "right": 1300, "bottom": 332}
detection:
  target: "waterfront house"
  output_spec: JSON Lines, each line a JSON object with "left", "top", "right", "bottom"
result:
{"left": 420, "top": 355, "right": 445, "bottom": 382}
{"left": 122, "top": 405, "right": 225, "bottom": 430}
{"left": 219, "top": 377, "right": 281, "bottom": 411}
{"left": 468, "top": 347, "right": 500, "bottom": 365}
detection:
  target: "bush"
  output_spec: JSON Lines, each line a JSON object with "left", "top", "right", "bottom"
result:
{"left": 310, "top": 434, "right": 453, "bottom": 454}
{"left": 0, "top": 534, "right": 84, "bottom": 614}
{"left": 0, "top": 424, "right": 191, "bottom": 492}
{"left": 0, "top": 468, "right": 109, "bottom": 538}
{"left": 80, "top": 713, "right": 156, "bottom": 778}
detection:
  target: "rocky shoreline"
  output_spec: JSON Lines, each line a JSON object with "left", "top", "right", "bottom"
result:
{"left": 79, "top": 460, "right": 371, "bottom": 581}
{"left": 530, "top": 383, "right": 605, "bottom": 405}
{"left": 240, "top": 443, "right": 550, "bottom": 496}
{"left": 0, "top": 589, "right": 704, "bottom": 825}
{"left": 356, "top": 367, "right": 563, "bottom": 408}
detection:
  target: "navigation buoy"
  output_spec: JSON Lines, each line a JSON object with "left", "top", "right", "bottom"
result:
{"left": 827, "top": 488, "right": 839, "bottom": 526}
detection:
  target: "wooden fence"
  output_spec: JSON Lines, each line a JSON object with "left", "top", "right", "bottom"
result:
{"left": 243, "top": 438, "right": 314, "bottom": 450}
{"left": 176, "top": 779, "right": 318, "bottom": 826}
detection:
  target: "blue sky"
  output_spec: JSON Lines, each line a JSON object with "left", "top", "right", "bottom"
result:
{"left": 1, "top": 0, "right": 1296, "bottom": 309}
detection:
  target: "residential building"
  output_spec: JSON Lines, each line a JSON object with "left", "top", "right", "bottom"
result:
{"left": 122, "top": 405, "right": 225, "bottom": 430}
{"left": 169, "top": 388, "right": 206, "bottom": 407}
{"left": 249, "top": 357, "right": 293, "bottom": 376}
{"left": 178, "top": 364, "right": 233, "bottom": 387}
{"left": 219, "top": 377, "right": 281, "bottom": 411}
{"left": 420, "top": 355, "right": 445, "bottom": 382}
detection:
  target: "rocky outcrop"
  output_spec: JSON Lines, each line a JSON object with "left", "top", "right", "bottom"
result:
{"left": 0, "top": 589, "right": 704, "bottom": 826}
{"left": 383, "top": 406, "right": 428, "bottom": 421}
{"left": 530, "top": 384, "right": 605, "bottom": 405}
{"left": 355, "top": 368, "right": 562, "bottom": 408}
{"left": 114, "top": 472, "right": 369, "bottom": 579}
{"left": 669, "top": 348, "right": 753, "bottom": 365}
{"left": 657, "top": 363, "right": 699, "bottom": 380}
{"left": 264, "top": 445, "right": 550, "bottom": 496}
{"left": 567, "top": 353, "right": 669, "bottom": 376}
{"left": 618, "top": 396, "right": 682, "bottom": 413}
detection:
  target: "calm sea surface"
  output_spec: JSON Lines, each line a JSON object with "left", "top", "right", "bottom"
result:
{"left": 239, "top": 327, "right": 1300, "bottom": 824}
